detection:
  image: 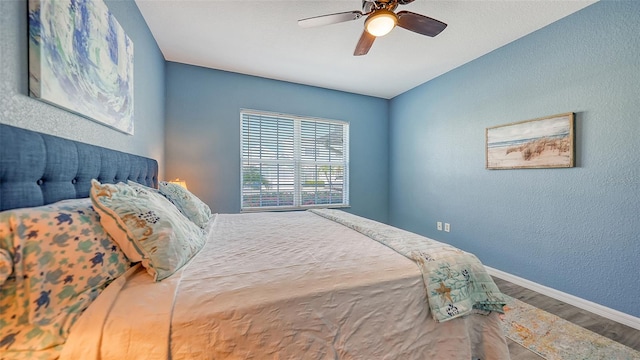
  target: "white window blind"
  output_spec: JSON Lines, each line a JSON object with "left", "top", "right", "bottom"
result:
{"left": 241, "top": 110, "right": 349, "bottom": 211}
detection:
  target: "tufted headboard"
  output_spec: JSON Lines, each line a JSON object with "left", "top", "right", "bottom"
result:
{"left": 0, "top": 123, "right": 158, "bottom": 212}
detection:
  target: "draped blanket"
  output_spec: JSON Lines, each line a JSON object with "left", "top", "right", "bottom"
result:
{"left": 309, "top": 209, "right": 506, "bottom": 322}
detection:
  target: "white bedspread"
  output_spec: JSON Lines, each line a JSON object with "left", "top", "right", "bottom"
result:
{"left": 62, "top": 211, "right": 509, "bottom": 359}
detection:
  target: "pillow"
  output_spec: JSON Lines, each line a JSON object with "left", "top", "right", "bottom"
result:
{"left": 90, "top": 179, "right": 206, "bottom": 281}
{"left": 128, "top": 179, "right": 212, "bottom": 229}
{"left": 127, "top": 179, "right": 160, "bottom": 193}
{"left": 0, "top": 248, "right": 11, "bottom": 286}
{"left": 0, "top": 198, "right": 131, "bottom": 356}
{"left": 158, "top": 181, "right": 212, "bottom": 228}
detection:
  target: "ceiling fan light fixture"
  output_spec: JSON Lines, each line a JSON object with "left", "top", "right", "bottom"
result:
{"left": 364, "top": 9, "right": 397, "bottom": 37}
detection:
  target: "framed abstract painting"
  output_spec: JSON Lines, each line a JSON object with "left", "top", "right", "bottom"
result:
{"left": 28, "top": 0, "right": 134, "bottom": 134}
{"left": 486, "top": 113, "right": 575, "bottom": 170}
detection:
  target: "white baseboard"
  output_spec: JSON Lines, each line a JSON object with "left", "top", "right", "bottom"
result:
{"left": 485, "top": 266, "right": 640, "bottom": 331}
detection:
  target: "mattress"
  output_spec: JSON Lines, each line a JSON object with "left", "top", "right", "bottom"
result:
{"left": 61, "top": 211, "right": 509, "bottom": 359}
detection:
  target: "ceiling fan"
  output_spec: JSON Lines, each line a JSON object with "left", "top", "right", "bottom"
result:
{"left": 298, "top": 0, "right": 447, "bottom": 56}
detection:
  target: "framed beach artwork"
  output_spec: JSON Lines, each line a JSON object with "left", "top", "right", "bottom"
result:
{"left": 486, "top": 113, "right": 575, "bottom": 170}
{"left": 28, "top": 0, "right": 135, "bottom": 134}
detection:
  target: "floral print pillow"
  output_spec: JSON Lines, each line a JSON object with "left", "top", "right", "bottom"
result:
{"left": 158, "top": 181, "right": 212, "bottom": 228}
{"left": 90, "top": 179, "right": 206, "bottom": 281}
{"left": 0, "top": 248, "right": 12, "bottom": 286}
{"left": 0, "top": 198, "right": 131, "bottom": 359}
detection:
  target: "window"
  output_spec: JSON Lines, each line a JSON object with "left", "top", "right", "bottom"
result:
{"left": 241, "top": 110, "right": 349, "bottom": 211}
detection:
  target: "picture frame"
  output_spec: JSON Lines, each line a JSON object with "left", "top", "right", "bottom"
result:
{"left": 28, "top": 0, "right": 135, "bottom": 134}
{"left": 486, "top": 113, "right": 575, "bottom": 170}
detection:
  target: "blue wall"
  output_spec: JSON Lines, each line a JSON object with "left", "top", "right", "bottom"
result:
{"left": 0, "top": 0, "right": 165, "bottom": 172}
{"left": 165, "top": 63, "right": 390, "bottom": 222}
{"left": 389, "top": 1, "right": 639, "bottom": 317}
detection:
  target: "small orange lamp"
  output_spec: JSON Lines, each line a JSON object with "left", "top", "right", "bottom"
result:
{"left": 168, "top": 178, "right": 188, "bottom": 190}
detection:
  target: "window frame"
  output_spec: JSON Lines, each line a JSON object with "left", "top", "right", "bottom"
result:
{"left": 240, "top": 109, "right": 350, "bottom": 212}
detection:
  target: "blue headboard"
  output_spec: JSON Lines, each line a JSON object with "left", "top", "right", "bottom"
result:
{"left": 0, "top": 124, "right": 158, "bottom": 212}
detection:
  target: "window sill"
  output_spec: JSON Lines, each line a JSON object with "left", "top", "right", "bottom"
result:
{"left": 241, "top": 204, "right": 350, "bottom": 213}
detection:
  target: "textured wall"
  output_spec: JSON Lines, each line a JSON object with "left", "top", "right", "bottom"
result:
{"left": 389, "top": 1, "right": 639, "bottom": 317}
{"left": 165, "top": 63, "right": 390, "bottom": 222}
{"left": 0, "top": 0, "right": 165, "bottom": 173}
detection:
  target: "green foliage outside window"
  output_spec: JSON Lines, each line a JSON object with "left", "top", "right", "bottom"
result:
{"left": 243, "top": 166, "right": 271, "bottom": 189}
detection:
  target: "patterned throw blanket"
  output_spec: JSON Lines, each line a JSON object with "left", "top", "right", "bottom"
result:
{"left": 309, "top": 209, "right": 506, "bottom": 322}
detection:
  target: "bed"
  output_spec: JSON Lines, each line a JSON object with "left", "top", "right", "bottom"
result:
{"left": 0, "top": 123, "right": 510, "bottom": 359}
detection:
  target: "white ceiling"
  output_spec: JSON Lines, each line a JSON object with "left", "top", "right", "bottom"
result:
{"left": 135, "top": 0, "right": 597, "bottom": 99}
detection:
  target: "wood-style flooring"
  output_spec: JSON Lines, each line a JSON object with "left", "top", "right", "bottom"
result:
{"left": 492, "top": 276, "right": 640, "bottom": 359}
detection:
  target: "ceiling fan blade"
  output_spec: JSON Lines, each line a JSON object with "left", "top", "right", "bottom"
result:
{"left": 396, "top": 11, "right": 447, "bottom": 37}
{"left": 354, "top": 30, "right": 375, "bottom": 56}
{"left": 298, "top": 11, "right": 364, "bottom": 28}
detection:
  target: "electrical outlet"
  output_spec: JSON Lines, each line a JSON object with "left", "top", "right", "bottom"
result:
{"left": 444, "top": 223, "right": 450, "bottom": 232}
{"left": 437, "top": 221, "right": 443, "bottom": 231}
